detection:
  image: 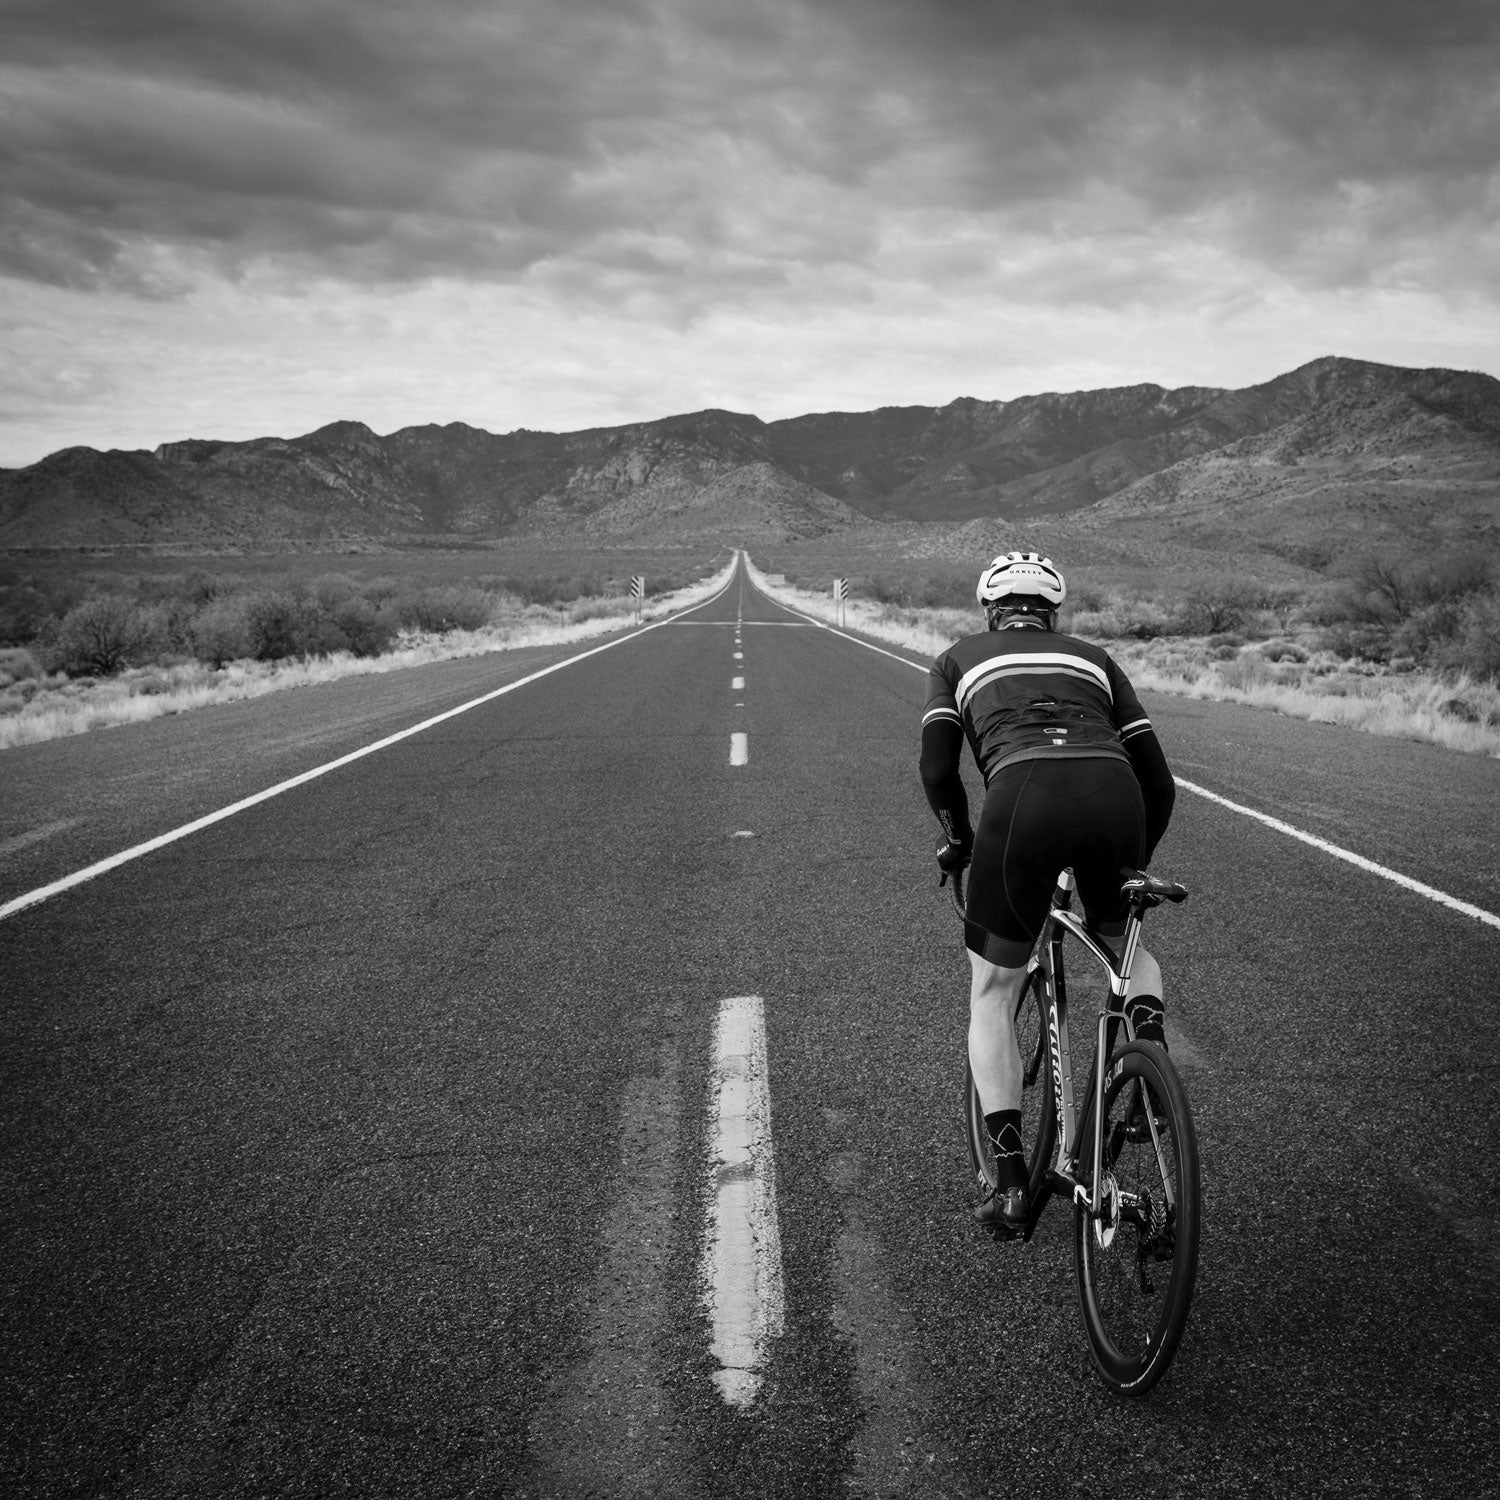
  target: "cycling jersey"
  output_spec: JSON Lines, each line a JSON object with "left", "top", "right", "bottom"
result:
{"left": 922, "top": 628, "right": 1155, "bottom": 784}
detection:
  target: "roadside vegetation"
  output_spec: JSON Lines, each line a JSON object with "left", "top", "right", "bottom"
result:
{"left": 747, "top": 552, "right": 1500, "bottom": 758}
{"left": 0, "top": 551, "right": 728, "bottom": 749}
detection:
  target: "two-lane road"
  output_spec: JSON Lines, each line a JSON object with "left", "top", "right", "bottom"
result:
{"left": 3, "top": 554, "right": 1497, "bottom": 1497}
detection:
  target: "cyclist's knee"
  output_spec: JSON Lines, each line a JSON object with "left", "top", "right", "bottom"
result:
{"left": 967, "top": 952, "right": 1026, "bottom": 1012}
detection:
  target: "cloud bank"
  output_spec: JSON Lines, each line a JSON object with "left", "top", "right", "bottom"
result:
{"left": 1, "top": 0, "right": 1496, "bottom": 463}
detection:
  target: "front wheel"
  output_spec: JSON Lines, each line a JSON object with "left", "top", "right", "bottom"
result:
{"left": 1074, "top": 1042, "right": 1200, "bottom": 1394}
{"left": 964, "top": 967, "right": 1055, "bottom": 1214}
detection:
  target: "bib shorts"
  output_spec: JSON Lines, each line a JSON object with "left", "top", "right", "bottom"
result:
{"left": 963, "top": 756, "right": 1146, "bottom": 968}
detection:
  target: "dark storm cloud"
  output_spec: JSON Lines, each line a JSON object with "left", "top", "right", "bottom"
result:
{"left": 1, "top": 0, "right": 1496, "bottom": 299}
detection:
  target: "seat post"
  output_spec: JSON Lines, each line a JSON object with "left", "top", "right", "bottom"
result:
{"left": 1111, "top": 911, "right": 1143, "bottom": 1003}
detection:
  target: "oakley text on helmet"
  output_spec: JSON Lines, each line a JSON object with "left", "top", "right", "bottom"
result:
{"left": 975, "top": 552, "right": 1066, "bottom": 608}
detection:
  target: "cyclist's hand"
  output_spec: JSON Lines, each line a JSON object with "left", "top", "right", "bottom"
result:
{"left": 935, "top": 835, "right": 972, "bottom": 880}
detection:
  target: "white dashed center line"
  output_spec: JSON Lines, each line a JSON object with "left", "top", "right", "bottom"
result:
{"left": 701, "top": 995, "right": 784, "bottom": 1409}
{"left": 730, "top": 732, "right": 748, "bottom": 765}
{"left": 732, "top": 676, "right": 745, "bottom": 690}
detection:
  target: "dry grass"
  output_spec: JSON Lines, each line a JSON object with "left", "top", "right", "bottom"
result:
{"left": 744, "top": 559, "right": 1500, "bottom": 759}
{"left": 0, "top": 558, "right": 734, "bottom": 750}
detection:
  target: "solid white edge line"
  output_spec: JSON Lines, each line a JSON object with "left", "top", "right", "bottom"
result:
{"left": 1173, "top": 777, "right": 1500, "bottom": 931}
{"left": 0, "top": 559, "right": 741, "bottom": 924}
{"left": 737, "top": 554, "right": 1500, "bottom": 932}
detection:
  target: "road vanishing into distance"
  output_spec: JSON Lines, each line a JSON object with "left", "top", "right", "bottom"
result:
{"left": 4, "top": 553, "right": 1498, "bottom": 1498}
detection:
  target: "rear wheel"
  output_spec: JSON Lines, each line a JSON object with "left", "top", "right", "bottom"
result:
{"left": 964, "top": 967, "right": 1055, "bottom": 1211}
{"left": 1073, "top": 1042, "right": 1200, "bottom": 1394}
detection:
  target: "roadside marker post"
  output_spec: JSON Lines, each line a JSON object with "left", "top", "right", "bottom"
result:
{"left": 832, "top": 577, "right": 848, "bottom": 627}
{"left": 630, "top": 574, "right": 646, "bottom": 623}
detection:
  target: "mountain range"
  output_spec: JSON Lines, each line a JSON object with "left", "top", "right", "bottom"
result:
{"left": 2, "top": 356, "right": 1497, "bottom": 572}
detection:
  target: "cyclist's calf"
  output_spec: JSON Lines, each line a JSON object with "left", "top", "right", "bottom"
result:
{"left": 1104, "top": 938, "right": 1166, "bottom": 1047}
{"left": 966, "top": 953, "right": 1028, "bottom": 1113}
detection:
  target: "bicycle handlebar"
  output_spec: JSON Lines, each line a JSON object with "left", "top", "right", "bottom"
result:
{"left": 940, "top": 864, "right": 967, "bottom": 920}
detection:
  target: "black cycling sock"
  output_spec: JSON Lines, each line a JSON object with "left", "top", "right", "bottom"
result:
{"left": 1127, "top": 995, "right": 1166, "bottom": 1048}
{"left": 984, "top": 1109, "right": 1026, "bottom": 1191}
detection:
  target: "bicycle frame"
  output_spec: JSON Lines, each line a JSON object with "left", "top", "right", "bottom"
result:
{"left": 1030, "top": 872, "right": 1159, "bottom": 1227}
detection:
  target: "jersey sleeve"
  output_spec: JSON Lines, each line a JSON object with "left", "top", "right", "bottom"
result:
{"left": 922, "top": 655, "right": 962, "bottom": 730}
{"left": 1106, "top": 656, "right": 1154, "bottom": 745}
{"left": 1106, "top": 654, "right": 1176, "bottom": 857}
{"left": 919, "top": 652, "right": 971, "bottom": 842}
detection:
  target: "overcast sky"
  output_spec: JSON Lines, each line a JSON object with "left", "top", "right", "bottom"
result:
{"left": 2, "top": 0, "right": 1497, "bottom": 467}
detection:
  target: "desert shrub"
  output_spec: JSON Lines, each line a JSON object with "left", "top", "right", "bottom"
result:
{"left": 569, "top": 596, "right": 631, "bottom": 623}
{"left": 190, "top": 597, "right": 256, "bottom": 669}
{"left": 243, "top": 590, "right": 325, "bottom": 661}
{"left": 397, "top": 584, "right": 494, "bottom": 633}
{"left": 1238, "top": 608, "right": 1282, "bottom": 640}
{"left": 180, "top": 571, "right": 223, "bottom": 606}
{"left": 1262, "top": 585, "right": 1306, "bottom": 631}
{"left": 240, "top": 587, "right": 397, "bottom": 661}
{"left": 1391, "top": 599, "right": 1465, "bottom": 665}
{"left": 503, "top": 572, "right": 604, "bottom": 606}
{"left": 1299, "top": 584, "right": 1354, "bottom": 629}
{"left": 1177, "top": 578, "right": 1268, "bottom": 636}
{"left": 361, "top": 574, "right": 402, "bottom": 605}
{"left": 1440, "top": 696, "right": 1483, "bottom": 724}
{"left": 0, "top": 646, "right": 44, "bottom": 687}
{"left": 0, "top": 574, "right": 82, "bottom": 646}
{"left": 862, "top": 572, "right": 970, "bottom": 609}
{"left": 1326, "top": 551, "right": 1494, "bottom": 663}
{"left": 1314, "top": 620, "right": 1389, "bottom": 662}
{"left": 1073, "top": 598, "right": 1176, "bottom": 639}
{"left": 325, "top": 595, "right": 398, "bottom": 657}
{"left": 1215, "top": 656, "right": 1272, "bottom": 690}
{"left": 1434, "top": 590, "right": 1500, "bottom": 681}
{"left": 1259, "top": 640, "right": 1309, "bottom": 664}
{"left": 310, "top": 572, "right": 361, "bottom": 606}
{"left": 46, "top": 594, "right": 168, "bottom": 676}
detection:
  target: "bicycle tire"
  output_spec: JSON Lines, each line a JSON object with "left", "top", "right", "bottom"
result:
{"left": 964, "top": 967, "right": 1055, "bottom": 1208}
{"left": 1073, "top": 1041, "right": 1200, "bottom": 1394}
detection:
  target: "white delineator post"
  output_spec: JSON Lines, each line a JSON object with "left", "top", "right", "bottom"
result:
{"left": 701, "top": 994, "right": 785, "bottom": 1408}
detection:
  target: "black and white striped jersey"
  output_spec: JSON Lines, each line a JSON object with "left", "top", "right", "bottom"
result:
{"left": 923, "top": 627, "right": 1155, "bottom": 785}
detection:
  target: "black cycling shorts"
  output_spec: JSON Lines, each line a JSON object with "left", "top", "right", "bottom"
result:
{"left": 964, "top": 756, "right": 1146, "bottom": 967}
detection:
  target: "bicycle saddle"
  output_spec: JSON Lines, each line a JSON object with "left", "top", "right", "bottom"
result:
{"left": 1120, "top": 870, "right": 1189, "bottom": 906}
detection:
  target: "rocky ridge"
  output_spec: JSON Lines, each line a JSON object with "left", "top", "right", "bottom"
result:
{"left": 1, "top": 357, "right": 1497, "bottom": 563}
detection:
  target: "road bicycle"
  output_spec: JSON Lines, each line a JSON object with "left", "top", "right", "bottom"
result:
{"left": 946, "top": 864, "right": 1201, "bottom": 1394}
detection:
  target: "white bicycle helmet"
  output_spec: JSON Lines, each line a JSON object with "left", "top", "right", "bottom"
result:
{"left": 975, "top": 551, "right": 1066, "bottom": 608}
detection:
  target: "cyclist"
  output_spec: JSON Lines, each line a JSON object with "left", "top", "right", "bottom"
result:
{"left": 920, "top": 552, "right": 1176, "bottom": 1237}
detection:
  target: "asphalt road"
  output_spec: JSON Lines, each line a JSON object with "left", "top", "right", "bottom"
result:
{"left": 3, "top": 555, "right": 1497, "bottom": 1498}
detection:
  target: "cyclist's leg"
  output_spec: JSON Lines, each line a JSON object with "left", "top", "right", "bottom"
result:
{"left": 967, "top": 951, "right": 1026, "bottom": 1113}
{"left": 1125, "top": 944, "right": 1165, "bottom": 1046}
{"left": 1094, "top": 927, "right": 1165, "bottom": 1043}
{"left": 1072, "top": 763, "right": 1167, "bottom": 1046}
{"left": 963, "top": 764, "right": 1055, "bottom": 1224}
